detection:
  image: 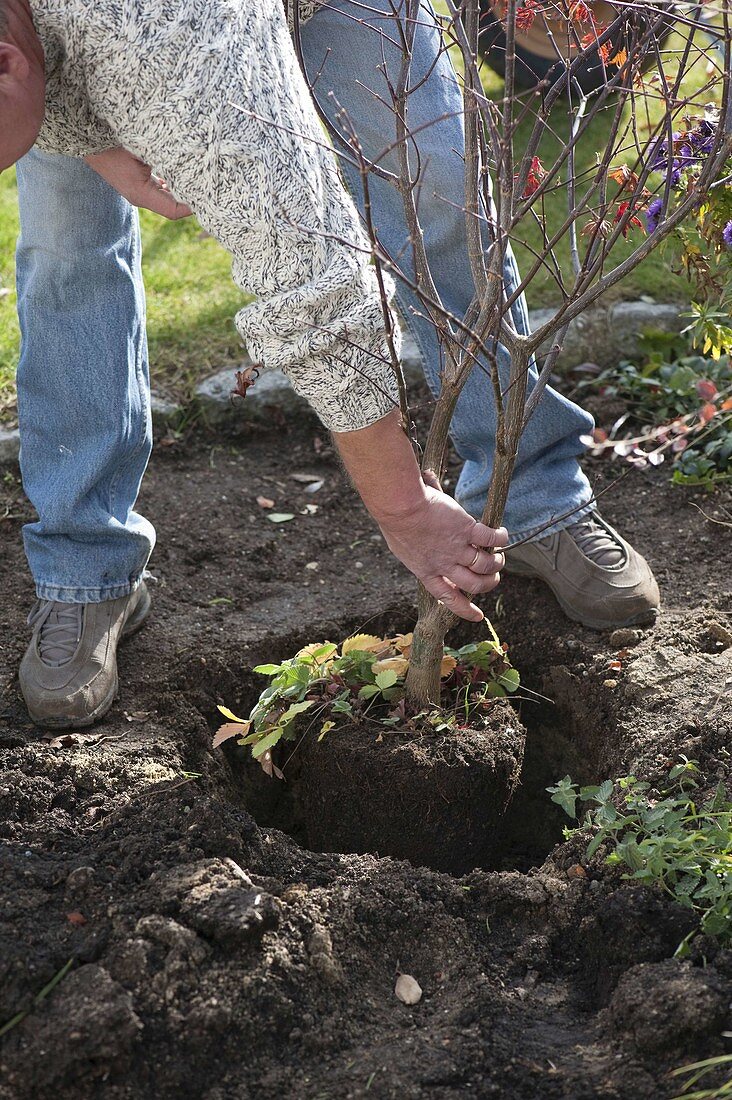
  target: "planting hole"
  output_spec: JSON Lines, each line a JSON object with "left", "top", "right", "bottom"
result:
{"left": 213, "top": 617, "right": 614, "bottom": 875}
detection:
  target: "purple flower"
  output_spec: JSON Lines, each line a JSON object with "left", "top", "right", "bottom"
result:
{"left": 645, "top": 197, "right": 664, "bottom": 233}
{"left": 676, "top": 143, "right": 698, "bottom": 168}
{"left": 689, "top": 119, "right": 715, "bottom": 155}
{"left": 723, "top": 221, "right": 732, "bottom": 251}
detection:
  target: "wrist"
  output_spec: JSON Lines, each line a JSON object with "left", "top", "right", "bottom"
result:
{"left": 332, "top": 410, "right": 429, "bottom": 525}
{"left": 368, "top": 478, "right": 430, "bottom": 526}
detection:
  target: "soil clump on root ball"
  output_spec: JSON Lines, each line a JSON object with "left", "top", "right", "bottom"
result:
{"left": 291, "top": 698, "right": 525, "bottom": 872}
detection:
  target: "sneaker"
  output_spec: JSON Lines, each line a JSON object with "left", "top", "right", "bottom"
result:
{"left": 503, "top": 513, "right": 660, "bottom": 630}
{"left": 19, "top": 583, "right": 151, "bottom": 729}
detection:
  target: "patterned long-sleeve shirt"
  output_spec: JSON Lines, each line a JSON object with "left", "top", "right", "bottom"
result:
{"left": 29, "top": 0, "right": 400, "bottom": 432}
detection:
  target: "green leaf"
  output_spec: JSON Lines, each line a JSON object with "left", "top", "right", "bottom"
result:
{"left": 267, "top": 513, "right": 295, "bottom": 523}
{"left": 375, "top": 669, "right": 398, "bottom": 690}
{"left": 332, "top": 698, "right": 354, "bottom": 715}
{"left": 547, "top": 777, "right": 579, "bottom": 819}
{"left": 359, "top": 684, "right": 381, "bottom": 699}
{"left": 586, "top": 831, "right": 605, "bottom": 859}
{"left": 483, "top": 681, "right": 506, "bottom": 698}
{"left": 279, "top": 700, "right": 315, "bottom": 724}
{"left": 252, "top": 729, "right": 285, "bottom": 757}
{"left": 252, "top": 663, "right": 283, "bottom": 676}
{"left": 496, "top": 668, "right": 520, "bottom": 693}
{"left": 310, "top": 644, "right": 338, "bottom": 662}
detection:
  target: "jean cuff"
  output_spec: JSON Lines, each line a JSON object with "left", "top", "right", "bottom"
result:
{"left": 34, "top": 572, "right": 147, "bottom": 605}
{"left": 506, "top": 500, "right": 597, "bottom": 544}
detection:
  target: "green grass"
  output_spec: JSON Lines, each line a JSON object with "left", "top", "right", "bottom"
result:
{"left": 0, "top": 167, "right": 247, "bottom": 421}
{"left": 0, "top": 38, "right": 706, "bottom": 416}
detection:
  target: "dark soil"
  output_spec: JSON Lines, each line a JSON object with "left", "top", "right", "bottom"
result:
{"left": 269, "top": 699, "right": 526, "bottom": 874}
{"left": 0, "top": 398, "right": 731, "bottom": 1100}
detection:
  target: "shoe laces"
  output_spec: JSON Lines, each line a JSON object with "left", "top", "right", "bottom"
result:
{"left": 564, "top": 517, "right": 625, "bottom": 568}
{"left": 27, "top": 600, "right": 84, "bottom": 667}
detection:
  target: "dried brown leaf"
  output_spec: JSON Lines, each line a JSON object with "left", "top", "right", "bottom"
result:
{"left": 212, "top": 722, "right": 250, "bottom": 748}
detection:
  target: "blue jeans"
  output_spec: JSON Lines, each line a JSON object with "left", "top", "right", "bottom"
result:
{"left": 15, "top": 0, "right": 593, "bottom": 603}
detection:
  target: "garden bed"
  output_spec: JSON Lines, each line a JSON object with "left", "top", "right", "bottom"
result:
{"left": 0, "top": 411, "right": 730, "bottom": 1099}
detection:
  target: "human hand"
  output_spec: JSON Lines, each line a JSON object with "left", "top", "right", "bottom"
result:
{"left": 85, "top": 147, "right": 192, "bottom": 220}
{"left": 377, "top": 473, "right": 508, "bottom": 622}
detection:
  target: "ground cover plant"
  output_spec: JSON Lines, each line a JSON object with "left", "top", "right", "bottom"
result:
{"left": 549, "top": 758, "right": 732, "bottom": 945}
{"left": 578, "top": 335, "right": 732, "bottom": 487}
{"left": 214, "top": 625, "right": 521, "bottom": 775}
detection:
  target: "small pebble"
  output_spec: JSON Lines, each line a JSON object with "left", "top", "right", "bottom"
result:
{"left": 603, "top": 678, "right": 618, "bottom": 689}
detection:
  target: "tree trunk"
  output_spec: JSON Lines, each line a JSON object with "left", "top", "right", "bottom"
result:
{"left": 404, "top": 347, "right": 531, "bottom": 711}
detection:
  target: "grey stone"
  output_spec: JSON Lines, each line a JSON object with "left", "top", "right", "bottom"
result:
{"left": 195, "top": 362, "right": 307, "bottom": 423}
{"left": 150, "top": 392, "right": 181, "bottom": 427}
{"left": 528, "top": 300, "right": 684, "bottom": 370}
{"left": 400, "top": 329, "right": 424, "bottom": 385}
{"left": 191, "top": 301, "right": 685, "bottom": 425}
{"left": 609, "top": 301, "right": 684, "bottom": 360}
{"left": 0, "top": 427, "right": 20, "bottom": 465}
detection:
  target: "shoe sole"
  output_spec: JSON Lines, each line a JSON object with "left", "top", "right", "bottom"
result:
{"left": 27, "top": 586, "right": 152, "bottom": 731}
{"left": 503, "top": 562, "right": 659, "bottom": 632}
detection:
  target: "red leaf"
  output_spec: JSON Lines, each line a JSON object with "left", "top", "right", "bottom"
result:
{"left": 699, "top": 403, "right": 717, "bottom": 424}
{"left": 696, "top": 379, "right": 718, "bottom": 401}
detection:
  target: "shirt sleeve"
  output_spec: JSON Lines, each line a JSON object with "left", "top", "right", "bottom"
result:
{"left": 84, "top": 0, "right": 401, "bottom": 432}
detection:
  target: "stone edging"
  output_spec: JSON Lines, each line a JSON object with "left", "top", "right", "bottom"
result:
{"left": 0, "top": 300, "right": 685, "bottom": 465}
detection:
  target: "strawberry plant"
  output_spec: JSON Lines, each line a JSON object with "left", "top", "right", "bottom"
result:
{"left": 214, "top": 625, "right": 520, "bottom": 776}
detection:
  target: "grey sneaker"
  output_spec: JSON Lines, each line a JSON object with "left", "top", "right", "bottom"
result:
{"left": 19, "top": 583, "right": 151, "bottom": 729}
{"left": 503, "top": 513, "right": 660, "bottom": 631}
